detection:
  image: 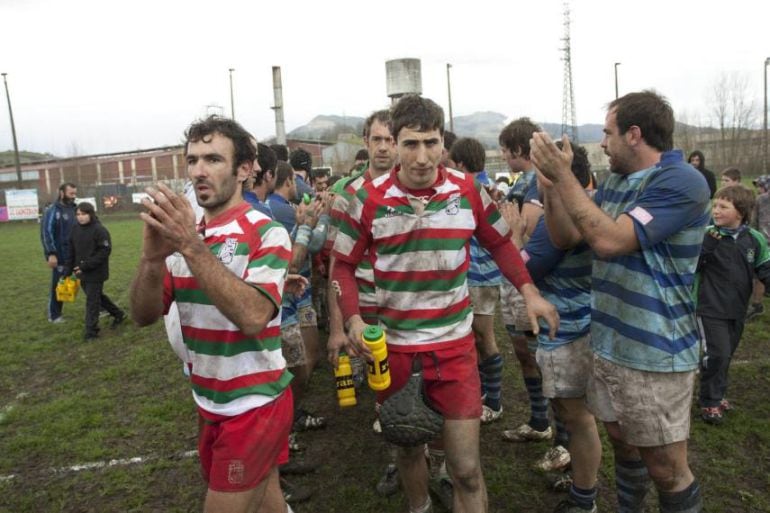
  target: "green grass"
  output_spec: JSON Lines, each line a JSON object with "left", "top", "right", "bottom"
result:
{"left": 0, "top": 217, "right": 768, "bottom": 512}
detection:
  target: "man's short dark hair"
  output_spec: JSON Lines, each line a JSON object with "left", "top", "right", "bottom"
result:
{"left": 390, "top": 95, "right": 444, "bottom": 141}
{"left": 443, "top": 131, "right": 457, "bottom": 152}
{"left": 59, "top": 182, "right": 77, "bottom": 193}
{"left": 498, "top": 117, "right": 541, "bottom": 158}
{"left": 363, "top": 109, "right": 391, "bottom": 139}
{"left": 311, "top": 168, "right": 330, "bottom": 181}
{"left": 289, "top": 148, "right": 313, "bottom": 174}
{"left": 270, "top": 144, "right": 289, "bottom": 162}
{"left": 556, "top": 141, "right": 592, "bottom": 188}
{"left": 449, "top": 137, "right": 485, "bottom": 173}
{"left": 721, "top": 167, "right": 742, "bottom": 182}
{"left": 274, "top": 161, "right": 295, "bottom": 189}
{"left": 608, "top": 90, "right": 674, "bottom": 152}
{"left": 355, "top": 149, "right": 369, "bottom": 161}
{"left": 254, "top": 143, "right": 277, "bottom": 186}
{"left": 184, "top": 116, "right": 256, "bottom": 171}
{"left": 715, "top": 184, "right": 754, "bottom": 224}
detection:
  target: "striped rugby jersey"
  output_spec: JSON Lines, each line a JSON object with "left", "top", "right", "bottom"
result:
{"left": 333, "top": 166, "right": 513, "bottom": 352}
{"left": 591, "top": 150, "right": 710, "bottom": 372}
{"left": 326, "top": 170, "right": 378, "bottom": 323}
{"left": 163, "top": 202, "right": 293, "bottom": 417}
{"left": 468, "top": 171, "right": 502, "bottom": 287}
{"left": 523, "top": 216, "right": 592, "bottom": 350}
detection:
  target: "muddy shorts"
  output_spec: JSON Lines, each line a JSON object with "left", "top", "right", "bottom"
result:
{"left": 536, "top": 335, "right": 592, "bottom": 399}
{"left": 199, "top": 388, "right": 292, "bottom": 492}
{"left": 500, "top": 281, "right": 533, "bottom": 333}
{"left": 469, "top": 286, "right": 500, "bottom": 316}
{"left": 281, "top": 322, "right": 307, "bottom": 368}
{"left": 586, "top": 354, "right": 695, "bottom": 447}
{"left": 376, "top": 344, "right": 482, "bottom": 420}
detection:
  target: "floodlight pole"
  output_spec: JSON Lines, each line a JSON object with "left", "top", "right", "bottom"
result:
{"left": 614, "top": 62, "right": 621, "bottom": 99}
{"left": 762, "top": 57, "right": 770, "bottom": 174}
{"left": 229, "top": 68, "right": 236, "bottom": 120}
{"left": 1, "top": 73, "right": 22, "bottom": 186}
{"left": 446, "top": 63, "right": 454, "bottom": 133}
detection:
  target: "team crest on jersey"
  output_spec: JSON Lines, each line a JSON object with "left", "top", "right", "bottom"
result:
{"left": 747, "top": 248, "right": 755, "bottom": 264}
{"left": 385, "top": 206, "right": 401, "bottom": 218}
{"left": 217, "top": 238, "right": 238, "bottom": 264}
{"left": 445, "top": 194, "right": 461, "bottom": 215}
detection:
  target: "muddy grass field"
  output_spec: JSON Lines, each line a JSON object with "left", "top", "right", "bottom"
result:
{"left": 0, "top": 218, "right": 768, "bottom": 513}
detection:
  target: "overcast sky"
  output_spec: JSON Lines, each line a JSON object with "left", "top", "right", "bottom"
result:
{"left": 1, "top": 0, "right": 768, "bottom": 157}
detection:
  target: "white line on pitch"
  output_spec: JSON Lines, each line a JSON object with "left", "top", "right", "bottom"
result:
{"left": 0, "top": 450, "right": 198, "bottom": 482}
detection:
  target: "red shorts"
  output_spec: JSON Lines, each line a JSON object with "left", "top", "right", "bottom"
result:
{"left": 198, "top": 388, "right": 293, "bottom": 492}
{"left": 376, "top": 344, "right": 481, "bottom": 420}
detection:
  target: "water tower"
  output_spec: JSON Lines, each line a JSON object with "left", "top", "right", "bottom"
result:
{"left": 385, "top": 58, "right": 422, "bottom": 103}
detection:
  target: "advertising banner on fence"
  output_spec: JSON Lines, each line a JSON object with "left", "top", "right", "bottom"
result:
{"left": 5, "top": 189, "right": 39, "bottom": 221}
{"left": 76, "top": 197, "right": 98, "bottom": 211}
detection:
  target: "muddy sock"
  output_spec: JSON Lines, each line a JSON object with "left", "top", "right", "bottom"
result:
{"left": 615, "top": 458, "right": 650, "bottom": 513}
{"left": 524, "top": 376, "right": 550, "bottom": 431}
{"left": 480, "top": 353, "right": 503, "bottom": 410}
{"left": 554, "top": 412, "right": 569, "bottom": 448}
{"left": 569, "top": 483, "right": 597, "bottom": 510}
{"left": 659, "top": 480, "right": 703, "bottom": 513}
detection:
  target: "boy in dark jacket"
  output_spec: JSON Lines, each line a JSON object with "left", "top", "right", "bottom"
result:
{"left": 697, "top": 184, "right": 770, "bottom": 424}
{"left": 66, "top": 202, "right": 125, "bottom": 340}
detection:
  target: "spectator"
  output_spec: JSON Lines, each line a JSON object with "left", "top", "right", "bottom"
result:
{"left": 687, "top": 150, "right": 717, "bottom": 198}
{"left": 40, "top": 182, "right": 78, "bottom": 323}
{"left": 65, "top": 201, "right": 125, "bottom": 340}
{"left": 721, "top": 167, "right": 741, "bottom": 186}
{"left": 696, "top": 184, "right": 770, "bottom": 424}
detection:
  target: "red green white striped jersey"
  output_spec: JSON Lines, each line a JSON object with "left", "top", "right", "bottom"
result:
{"left": 332, "top": 166, "right": 512, "bottom": 352}
{"left": 163, "top": 202, "right": 293, "bottom": 417}
{"left": 326, "top": 170, "right": 378, "bottom": 323}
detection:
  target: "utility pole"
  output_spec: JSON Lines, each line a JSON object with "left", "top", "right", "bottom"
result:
{"left": 228, "top": 68, "right": 235, "bottom": 120}
{"left": 760, "top": 57, "right": 770, "bottom": 175}
{"left": 560, "top": 1, "right": 578, "bottom": 143}
{"left": 1, "top": 73, "right": 23, "bottom": 187}
{"left": 446, "top": 63, "right": 454, "bottom": 133}
{"left": 614, "top": 62, "right": 621, "bottom": 99}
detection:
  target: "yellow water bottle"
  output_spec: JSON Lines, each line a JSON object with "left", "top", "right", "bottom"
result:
{"left": 335, "top": 354, "right": 357, "bottom": 407}
{"left": 363, "top": 325, "right": 391, "bottom": 391}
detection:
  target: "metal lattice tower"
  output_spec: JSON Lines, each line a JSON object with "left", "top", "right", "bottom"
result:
{"left": 560, "top": 1, "right": 578, "bottom": 143}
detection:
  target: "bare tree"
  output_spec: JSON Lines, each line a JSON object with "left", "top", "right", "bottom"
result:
{"left": 708, "top": 71, "right": 761, "bottom": 174}
{"left": 674, "top": 109, "right": 704, "bottom": 156}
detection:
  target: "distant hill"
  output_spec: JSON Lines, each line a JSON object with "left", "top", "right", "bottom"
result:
{"left": 281, "top": 113, "right": 713, "bottom": 149}
{"left": 285, "top": 112, "right": 608, "bottom": 147}
{"left": 0, "top": 150, "right": 57, "bottom": 167}
{"left": 288, "top": 115, "right": 365, "bottom": 141}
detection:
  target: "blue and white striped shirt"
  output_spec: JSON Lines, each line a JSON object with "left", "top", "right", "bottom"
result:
{"left": 591, "top": 150, "right": 710, "bottom": 372}
{"left": 523, "top": 217, "right": 592, "bottom": 350}
{"left": 468, "top": 170, "right": 502, "bottom": 286}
